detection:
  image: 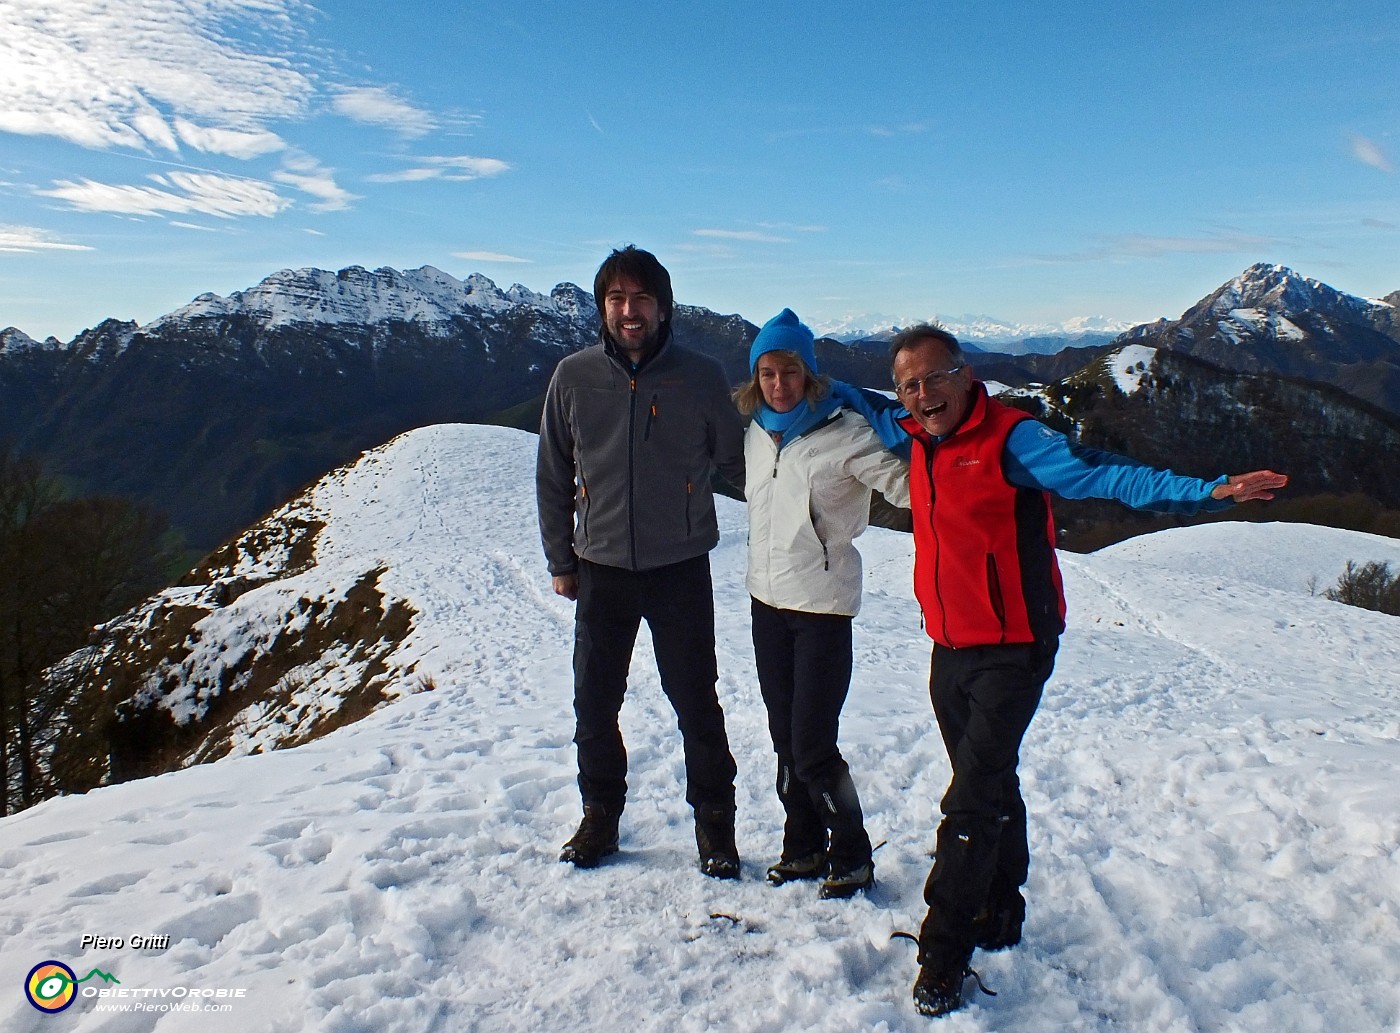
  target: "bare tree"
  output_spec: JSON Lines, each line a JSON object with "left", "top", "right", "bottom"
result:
{"left": 1, "top": 443, "right": 172, "bottom": 813}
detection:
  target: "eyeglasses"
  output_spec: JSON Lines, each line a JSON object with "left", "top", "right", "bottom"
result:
{"left": 894, "top": 365, "right": 964, "bottom": 398}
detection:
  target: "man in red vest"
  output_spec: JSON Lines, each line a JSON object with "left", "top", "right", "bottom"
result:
{"left": 838, "top": 324, "right": 1286, "bottom": 1017}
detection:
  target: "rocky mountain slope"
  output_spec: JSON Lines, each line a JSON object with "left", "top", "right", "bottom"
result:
{"left": 47, "top": 424, "right": 520, "bottom": 792}
{"left": 1120, "top": 263, "right": 1400, "bottom": 414}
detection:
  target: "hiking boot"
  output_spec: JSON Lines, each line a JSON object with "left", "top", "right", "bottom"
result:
{"left": 559, "top": 804, "right": 619, "bottom": 868}
{"left": 909, "top": 931, "right": 979, "bottom": 1018}
{"left": 765, "top": 851, "right": 827, "bottom": 886}
{"left": 695, "top": 805, "right": 740, "bottom": 880}
{"left": 972, "top": 893, "right": 1025, "bottom": 951}
{"left": 819, "top": 861, "right": 873, "bottom": 900}
{"left": 912, "top": 961, "right": 970, "bottom": 1018}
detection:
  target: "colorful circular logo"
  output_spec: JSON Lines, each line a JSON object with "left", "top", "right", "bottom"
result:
{"left": 25, "top": 961, "right": 77, "bottom": 1013}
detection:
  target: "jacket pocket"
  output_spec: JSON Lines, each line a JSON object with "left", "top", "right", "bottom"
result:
{"left": 578, "top": 479, "right": 591, "bottom": 549}
{"left": 643, "top": 394, "right": 658, "bottom": 441}
{"left": 811, "top": 502, "right": 830, "bottom": 570}
{"left": 986, "top": 553, "right": 1006, "bottom": 631}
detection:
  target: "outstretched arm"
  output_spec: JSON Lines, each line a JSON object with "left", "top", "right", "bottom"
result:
{"left": 1004, "top": 421, "right": 1287, "bottom": 515}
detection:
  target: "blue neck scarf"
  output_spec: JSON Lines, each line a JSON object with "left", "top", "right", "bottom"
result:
{"left": 754, "top": 393, "right": 841, "bottom": 448}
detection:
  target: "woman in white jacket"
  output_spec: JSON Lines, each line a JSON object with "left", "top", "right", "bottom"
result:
{"left": 736, "top": 309, "right": 910, "bottom": 898}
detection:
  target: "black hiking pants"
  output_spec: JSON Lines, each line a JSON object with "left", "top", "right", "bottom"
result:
{"left": 751, "top": 598, "right": 871, "bottom": 874}
{"left": 572, "top": 555, "right": 737, "bottom": 815}
{"left": 920, "top": 637, "right": 1058, "bottom": 963}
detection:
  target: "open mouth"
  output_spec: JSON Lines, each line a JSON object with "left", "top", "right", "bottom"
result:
{"left": 920, "top": 401, "right": 947, "bottom": 419}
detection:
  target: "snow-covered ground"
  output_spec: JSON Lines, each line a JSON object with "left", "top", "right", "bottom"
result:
{"left": 2, "top": 425, "right": 1398, "bottom": 1032}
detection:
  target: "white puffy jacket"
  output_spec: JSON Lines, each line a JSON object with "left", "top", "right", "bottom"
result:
{"left": 744, "top": 408, "right": 910, "bottom": 617}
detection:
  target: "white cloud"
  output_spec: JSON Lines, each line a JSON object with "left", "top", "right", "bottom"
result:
{"left": 1108, "top": 232, "right": 1282, "bottom": 257}
{"left": 175, "top": 119, "right": 286, "bottom": 159}
{"left": 693, "top": 229, "right": 790, "bottom": 243}
{"left": 868, "top": 122, "right": 929, "bottom": 137}
{"left": 272, "top": 155, "right": 359, "bottom": 212}
{"left": 1350, "top": 134, "right": 1396, "bottom": 174}
{"left": 757, "top": 222, "right": 827, "bottom": 234}
{"left": 452, "top": 251, "right": 530, "bottom": 263}
{"left": 0, "top": 0, "right": 313, "bottom": 156}
{"left": 1027, "top": 231, "right": 1285, "bottom": 265}
{"left": 37, "top": 172, "right": 289, "bottom": 219}
{"left": 333, "top": 87, "right": 437, "bottom": 138}
{"left": 367, "top": 155, "right": 512, "bottom": 184}
{"left": 0, "top": 225, "right": 95, "bottom": 253}
{"left": 674, "top": 242, "right": 738, "bottom": 258}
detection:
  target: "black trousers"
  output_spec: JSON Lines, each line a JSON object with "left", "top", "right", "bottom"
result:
{"left": 572, "top": 555, "right": 737, "bottom": 814}
{"left": 751, "top": 598, "right": 871, "bottom": 872}
{"left": 920, "top": 638, "right": 1057, "bottom": 961}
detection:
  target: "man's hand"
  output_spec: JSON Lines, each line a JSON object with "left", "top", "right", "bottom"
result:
{"left": 1211, "top": 470, "right": 1288, "bottom": 503}
{"left": 552, "top": 573, "right": 579, "bottom": 601}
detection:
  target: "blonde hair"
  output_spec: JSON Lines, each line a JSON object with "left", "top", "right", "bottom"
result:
{"left": 732, "top": 350, "right": 831, "bottom": 416}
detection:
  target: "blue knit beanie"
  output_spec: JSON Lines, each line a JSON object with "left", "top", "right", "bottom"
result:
{"left": 749, "top": 308, "right": 818, "bottom": 374}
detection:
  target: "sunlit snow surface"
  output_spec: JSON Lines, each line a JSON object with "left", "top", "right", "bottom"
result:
{"left": 3, "top": 425, "right": 1398, "bottom": 1032}
{"left": 1106, "top": 345, "right": 1160, "bottom": 395}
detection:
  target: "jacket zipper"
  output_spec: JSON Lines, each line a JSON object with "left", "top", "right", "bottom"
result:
{"left": 923, "top": 441, "right": 954, "bottom": 647}
{"left": 627, "top": 375, "right": 638, "bottom": 569}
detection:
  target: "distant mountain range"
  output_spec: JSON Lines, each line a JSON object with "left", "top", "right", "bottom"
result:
{"left": 2, "top": 262, "right": 1397, "bottom": 553}
{"left": 812, "top": 313, "right": 1134, "bottom": 354}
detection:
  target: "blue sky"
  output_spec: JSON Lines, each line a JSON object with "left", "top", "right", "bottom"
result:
{"left": 2, "top": 0, "right": 1397, "bottom": 341}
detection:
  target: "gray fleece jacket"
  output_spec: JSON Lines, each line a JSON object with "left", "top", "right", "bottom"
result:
{"left": 536, "top": 330, "right": 745, "bottom": 575}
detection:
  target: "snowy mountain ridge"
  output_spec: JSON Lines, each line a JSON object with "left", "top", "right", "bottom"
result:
{"left": 6, "top": 423, "right": 1399, "bottom": 1032}
{"left": 151, "top": 265, "right": 598, "bottom": 332}
{"left": 6, "top": 262, "right": 1393, "bottom": 356}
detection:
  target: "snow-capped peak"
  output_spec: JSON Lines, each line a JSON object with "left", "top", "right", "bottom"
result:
{"left": 150, "top": 265, "right": 580, "bottom": 331}
{"left": 1207, "top": 264, "right": 1320, "bottom": 315}
{"left": 0, "top": 327, "right": 39, "bottom": 354}
{"left": 0, "top": 326, "right": 63, "bottom": 355}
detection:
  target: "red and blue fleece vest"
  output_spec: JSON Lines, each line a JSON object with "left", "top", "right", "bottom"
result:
{"left": 904, "top": 385, "right": 1067, "bottom": 648}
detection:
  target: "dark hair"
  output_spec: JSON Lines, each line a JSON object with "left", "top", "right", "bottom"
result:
{"left": 887, "top": 323, "right": 965, "bottom": 367}
{"left": 593, "top": 245, "right": 674, "bottom": 322}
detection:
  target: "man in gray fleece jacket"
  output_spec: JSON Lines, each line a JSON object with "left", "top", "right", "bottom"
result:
{"left": 536, "top": 245, "right": 746, "bottom": 878}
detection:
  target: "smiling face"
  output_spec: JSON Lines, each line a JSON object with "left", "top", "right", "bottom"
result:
{"left": 755, "top": 351, "right": 808, "bottom": 414}
{"left": 891, "top": 337, "right": 974, "bottom": 438}
{"left": 602, "top": 274, "right": 664, "bottom": 362}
